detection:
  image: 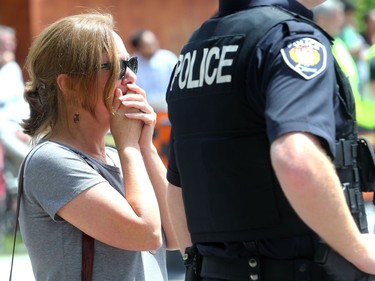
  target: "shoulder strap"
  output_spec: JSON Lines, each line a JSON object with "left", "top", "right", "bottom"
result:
{"left": 8, "top": 157, "right": 26, "bottom": 281}
{"left": 9, "top": 149, "right": 96, "bottom": 281}
{"left": 81, "top": 233, "right": 94, "bottom": 281}
{"left": 73, "top": 151, "right": 97, "bottom": 281}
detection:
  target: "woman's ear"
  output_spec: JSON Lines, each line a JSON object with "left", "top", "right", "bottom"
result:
{"left": 57, "top": 73, "right": 70, "bottom": 93}
{"left": 57, "top": 74, "right": 81, "bottom": 108}
{"left": 57, "top": 74, "right": 79, "bottom": 100}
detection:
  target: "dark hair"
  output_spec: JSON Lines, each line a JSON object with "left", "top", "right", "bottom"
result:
{"left": 130, "top": 29, "right": 147, "bottom": 49}
{"left": 342, "top": 0, "right": 355, "bottom": 12}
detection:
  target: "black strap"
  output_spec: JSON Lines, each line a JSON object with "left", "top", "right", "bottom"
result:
{"left": 8, "top": 156, "right": 26, "bottom": 281}
{"left": 81, "top": 232, "right": 95, "bottom": 281}
{"left": 9, "top": 150, "right": 96, "bottom": 281}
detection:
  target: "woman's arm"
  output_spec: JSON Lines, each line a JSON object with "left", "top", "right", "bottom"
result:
{"left": 119, "top": 84, "right": 178, "bottom": 249}
{"left": 141, "top": 144, "right": 179, "bottom": 250}
{"left": 58, "top": 87, "right": 162, "bottom": 251}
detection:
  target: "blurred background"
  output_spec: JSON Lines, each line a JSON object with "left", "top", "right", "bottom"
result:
{"left": 0, "top": 0, "right": 218, "bottom": 81}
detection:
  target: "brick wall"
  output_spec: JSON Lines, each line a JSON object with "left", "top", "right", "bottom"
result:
{"left": 0, "top": 0, "right": 218, "bottom": 78}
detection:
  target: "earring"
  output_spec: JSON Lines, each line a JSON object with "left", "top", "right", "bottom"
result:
{"left": 73, "top": 113, "right": 80, "bottom": 123}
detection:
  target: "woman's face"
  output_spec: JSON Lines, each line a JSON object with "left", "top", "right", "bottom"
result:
{"left": 96, "top": 32, "right": 136, "bottom": 122}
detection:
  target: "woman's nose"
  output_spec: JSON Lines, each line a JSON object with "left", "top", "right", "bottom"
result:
{"left": 121, "top": 70, "right": 136, "bottom": 85}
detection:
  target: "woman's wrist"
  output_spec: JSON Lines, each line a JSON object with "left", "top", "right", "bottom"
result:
{"left": 140, "top": 143, "right": 158, "bottom": 156}
{"left": 114, "top": 141, "right": 141, "bottom": 156}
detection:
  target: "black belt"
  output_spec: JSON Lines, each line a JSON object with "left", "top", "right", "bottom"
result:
{"left": 200, "top": 255, "right": 332, "bottom": 281}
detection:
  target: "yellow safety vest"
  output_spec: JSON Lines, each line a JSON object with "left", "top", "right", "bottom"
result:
{"left": 333, "top": 37, "right": 375, "bottom": 130}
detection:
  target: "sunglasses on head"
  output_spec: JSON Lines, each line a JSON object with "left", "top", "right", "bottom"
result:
{"left": 101, "top": 56, "right": 138, "bottom": 80}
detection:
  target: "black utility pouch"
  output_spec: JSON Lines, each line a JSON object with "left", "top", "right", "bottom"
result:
{"left": 357, "top": 136, "right": 375, "bottom": 192}
{"left": 183, "top": 244, "right": 202, "bottom": 281}
{"left": 314, "top": 242, "right": 375, "bottom": 281}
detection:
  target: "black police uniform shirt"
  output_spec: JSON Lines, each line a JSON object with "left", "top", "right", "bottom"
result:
{"left": 166, "top": 0, "right": 345, "bottom": 259}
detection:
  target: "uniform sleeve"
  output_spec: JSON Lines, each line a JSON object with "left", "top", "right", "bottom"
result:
{"left": 23, "top": 143, "right": 106, "bottom": 221}
{"left": 166, "top": 127, "right": 181, "bottom": 187}
{"left": 253, "top": 22, "right": 337, "bottom": 156}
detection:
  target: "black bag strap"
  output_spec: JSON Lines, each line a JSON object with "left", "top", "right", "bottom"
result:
{"left": 9, "top": 148, "right": 97, "bottom": 281}
{"left": 81, "top": 232, "right": 95, "bottom": 281}
{"left": 8, "top": 156, "right": 26, "bottom": 281}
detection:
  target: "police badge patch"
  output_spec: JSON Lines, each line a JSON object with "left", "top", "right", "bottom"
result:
{"left": 280, "top": 38, "right": 327, "bottom": 80}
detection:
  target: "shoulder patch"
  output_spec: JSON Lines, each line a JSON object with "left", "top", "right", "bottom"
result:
{"left": 280, "top": 38, "right": 327, "bottom": 80}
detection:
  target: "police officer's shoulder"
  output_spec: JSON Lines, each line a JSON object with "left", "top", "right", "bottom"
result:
{"left": 275, "top": 19, "right": 329, "bottom": 44}
{"left": 283, "top": 21, "right": 332, "bottom": 79}
{"left": 258, "top": 19, "right": 329, "bottom": 53}
{"left": 257, "top": 19, "right": 331, "bottom": 80}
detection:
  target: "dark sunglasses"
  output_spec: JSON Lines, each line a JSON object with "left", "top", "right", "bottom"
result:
{"left": 101, "top": 56, "right": 138, "bottom": 80}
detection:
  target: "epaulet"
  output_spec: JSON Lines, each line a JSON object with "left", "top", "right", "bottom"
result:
{"left": 275, "top": 5, "right": 335, "bottom": 45}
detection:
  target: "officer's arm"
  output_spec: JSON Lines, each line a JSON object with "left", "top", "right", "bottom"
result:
{"left": 167, "top": 183, "right": 193, "bottom": 254}
{"left": 270, "top": 131, "right": 375, "bottom": 274}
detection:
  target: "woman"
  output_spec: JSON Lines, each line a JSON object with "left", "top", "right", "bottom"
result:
{"left": 18, "top": 12, "right": 177, "bottom": 281}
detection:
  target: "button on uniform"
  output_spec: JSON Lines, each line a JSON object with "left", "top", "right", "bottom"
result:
{"left": 249, "top": 258, "right": 257, "bottom": 268}
{"left": 250, "top": 273, "right": 259, "bottom": 280}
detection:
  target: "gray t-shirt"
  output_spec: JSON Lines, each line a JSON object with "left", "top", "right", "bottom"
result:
{"left": 19, "top": 141, "right": 168, "bottom": 281}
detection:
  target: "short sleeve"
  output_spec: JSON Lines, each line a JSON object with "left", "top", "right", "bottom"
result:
{"left": 166, "top": 128, "right": 181, "bottom": 187}
{"left": 23, "top": 142, "right": 106, "bottom": 220}
{"left": 253, "top": 21, "right": 337, "bottom": 155}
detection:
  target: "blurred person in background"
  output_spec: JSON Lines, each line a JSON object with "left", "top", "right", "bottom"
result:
{"left": 0, "top": 25, "right": 30, "bottom": 240}
{"left": 363, "top": 9, "right": 375, "bottom": 47}
{"left": 314, "top": 2, "right": 375, "bottom": 218}
{"left": 363, "top": 9, "right": 375, "bottom": 101}
{"left": 0, "top": 25, "right": 30, "bottom": 173}
{"left": 130, "top": 29, "right": 178, "bottom": 167}
{"left": 315, "top": 0, "right": 375, "bottom": 236}
{"left": 314, "top": 0, "right": 375, "bottom": 146}
{"left": 130, "top": 29, "right": 177, "bottom": 112}
{"left": 340, "top": 1, "right": 363, "bottom": 59}
{"left": 0, "top": 24, "right": 28, "bottom": 129}
{"left": 339, "top": 0, "right": 368, "bottom": 90}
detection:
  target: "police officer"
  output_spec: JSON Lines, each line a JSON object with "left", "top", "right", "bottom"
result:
{"left": 166, "top": 0, "right": 375, "bottom": 280}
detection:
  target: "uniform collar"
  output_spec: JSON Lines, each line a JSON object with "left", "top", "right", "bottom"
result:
{"left": 218, "top": 0, "right": 313, "bottom": 20}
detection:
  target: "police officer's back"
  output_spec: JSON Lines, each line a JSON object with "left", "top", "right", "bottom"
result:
{"left": 166, "top": 0, "right": 375, "bottom": 280}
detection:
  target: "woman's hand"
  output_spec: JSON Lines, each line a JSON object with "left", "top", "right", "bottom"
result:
{"left": 110, "top": 86, "right": 143, "bottom": 150}
{"left": 111, "top": 83, "right": 156, "bottom": 150}
{"left": 120, "top": 83, "right": 157, "bottom": 151}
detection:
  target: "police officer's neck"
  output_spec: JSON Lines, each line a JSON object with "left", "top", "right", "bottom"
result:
{"left": 218, "top": 0, "right": 291, "bottom": 16}
{"left": 218, "top": 0, "right": 255, "bottom": 16}
{"left": 297, "top": 0, "right": 326, "bottom": 9}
